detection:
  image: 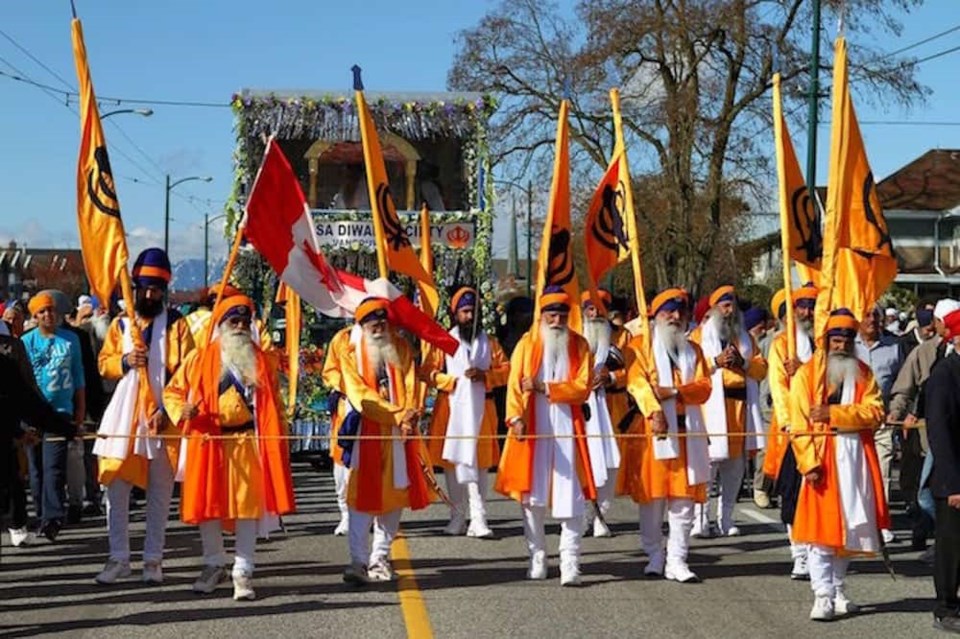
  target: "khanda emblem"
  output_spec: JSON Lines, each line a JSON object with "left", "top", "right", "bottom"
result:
{"left": 87, "top": 146, "right": 121, "bottom": 219}
{"left": 862, "top": 172, "right": 894, "bottom": 257}
{"left": 375, "top": 182, "right": 412, "bottom": 251}
{"left": 591, "top": 181, "right": 629, "bottom": 253}
{"left": 546, "top": 227, "right": 575, "bottom": 287}
{"left": 789, "top": 185, "right": 822, "bottom": 264}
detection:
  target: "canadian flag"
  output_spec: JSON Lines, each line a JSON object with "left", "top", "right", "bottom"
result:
{"left": 243, "top": 138, "right": 458, "bottom": 355}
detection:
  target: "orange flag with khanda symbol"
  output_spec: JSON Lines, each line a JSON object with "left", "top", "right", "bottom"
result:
{"left": 71, "top": 17, "right": 134, "bottom": 312}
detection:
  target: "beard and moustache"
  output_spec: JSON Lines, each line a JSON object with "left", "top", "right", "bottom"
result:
{"left": 458, "top": 319, "right": 476, "bottom": 344}
{"left": 221, "top": 328, "right": 259, "bottom": 387}
{"left": 796, "top": 316, "right": 814, "bottom": 336}
{"left": 827, "top": 350, "right": 860, "bottom": 388}
{"left": 654, "top": 317, "right": 688, "bottom": 358}
{"left": 135, "top": 296, "right": 164, "bottom": 319}
{"left": 363, "top": 329, "right": 401, "bottom": 372}
{"left": 539, "top": 320, "right": 570, "bottom": 370}
{"left": 707, "top": 307, "right": 742, "bottom": 342}
{"left": 92, "top": 313, "right": 110, "bottom": 342}
{"left": 583, "top": 317, "right": 611, "bottom": 356}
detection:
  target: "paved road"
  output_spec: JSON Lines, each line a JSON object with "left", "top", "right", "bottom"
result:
{"left": 0, "top": 464, "right": 944, "bottom": 638}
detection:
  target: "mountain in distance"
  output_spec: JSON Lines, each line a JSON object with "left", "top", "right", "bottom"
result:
{"left": 170, "top": 258, "right": 226, "bottom": 292}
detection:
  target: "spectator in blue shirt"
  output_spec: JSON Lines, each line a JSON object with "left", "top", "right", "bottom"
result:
{"left": 22, "top": 291, "right": 85, "bottom": 541}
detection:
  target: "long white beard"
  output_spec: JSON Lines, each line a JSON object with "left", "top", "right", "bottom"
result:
{"left": 221, "top": 330, "right": 259, "bottom": 387}
{"left": 583, "top": 318, "right": 611, "bottom": 357}
{"left": 92, "top": 314, "right": 110, "bottom": 342}
{"left": 363, "top": 332, "right": 401, "bottom": 372}
{"left": 827, "top": 352, "right": 860, "bottom": 389}
{"left": 654, "top": 318, "right": 687, "bottom": 358}
{"left": 540, "top": 323, "right": 570, "bottom": 372}
{"left": 707, "top": 308, "right": 741, "bottom": 342}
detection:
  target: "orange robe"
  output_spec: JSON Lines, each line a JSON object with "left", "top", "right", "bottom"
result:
{"left": 421, "top": 335, "right": 509, "bottom": 470}
{"left": 97, "top": 312, "right": 195, "bottom": 488}
{"left": 617, "top": 335, "right": 713, "bottom": 503}
{"left": 762, "top": 331, "right": 794, "bottom": 481}
{"left": 495, "top": 331, "right": 598, "bottom": 503}
{"left": 321, "top": 326, "right": 353, "bottom": 465}
{"left": 788, "top": 356, "right": 890, "bottom": 551}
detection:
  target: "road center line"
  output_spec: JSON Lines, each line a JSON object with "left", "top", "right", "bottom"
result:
{"left": 392, "top": 534, "right": 434, "bottom": 639}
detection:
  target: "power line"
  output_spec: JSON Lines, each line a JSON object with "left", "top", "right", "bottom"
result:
{"left": 0, "top": 27, "right": 77, "bottom": 91}
{"left": 875, "top": 23, "right": 960, "bottom": 61}
{"left": 909, "top": 43, "right": 960, "bottom": 66}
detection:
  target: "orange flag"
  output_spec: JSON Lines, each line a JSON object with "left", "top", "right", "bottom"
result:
{"left": 71, "top": 17, "right": 134, "bottom": 312}
{"left": 355, "top": 73, "right": 435, "bottom": 287}
{"left": 815, "top": 37, "right": 898, "bottom": 339}
{"left": 416, "top": 204, "right": 440, "bottom": 319}
{"left": 533, "top": 99, "right": 581, "bottom": 334}
{"left": 275, "top": 282, "right": 301, "bottom": 414}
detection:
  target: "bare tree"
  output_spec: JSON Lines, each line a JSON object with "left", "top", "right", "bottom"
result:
{"left": 449, "top": 0, "right": 926, "bottom": 294}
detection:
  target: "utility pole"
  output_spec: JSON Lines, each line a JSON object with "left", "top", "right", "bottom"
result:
{"left": 805, "top": 0, "right": 822, "bottom": 198}
{"left": 526, "top": 180, "right": 533, "bottom": 297}
{"left": 164, "top": 174, "right": 171, "bottom": 255}
{"left": 203, "top": 212, "right": 209, "bottom": 289}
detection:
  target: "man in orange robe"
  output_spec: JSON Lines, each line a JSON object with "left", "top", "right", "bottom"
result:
{"left": 789, "top": 308, "right": 888, "bottom": 621}
{"left": 164, "top": 295, "right": 295, "bottom": 601}
{"left": 422, "top": 287, "right": 509, "bottom": 538}
{"left": 322, "top": 323, "right": 354, "bottom": 536}
{"left": 621, "top": 289, "right": 712, "bottom": 582}
{"left": 496, "top": 287, "right": 596, "bottom": 587}
{"left": 689, "top": 285, "right": 768, "bottom": 537}
{"left": 339, "top": 298, "right": 432, "bottom": 585}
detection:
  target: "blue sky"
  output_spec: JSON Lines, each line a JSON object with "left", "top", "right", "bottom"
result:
{"left": 1, "top": 0, "right": 959, "bottom": 269}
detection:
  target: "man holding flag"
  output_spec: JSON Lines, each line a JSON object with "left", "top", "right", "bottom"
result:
{"left": 322, "top": 322, "right": 356, "bottom": 537}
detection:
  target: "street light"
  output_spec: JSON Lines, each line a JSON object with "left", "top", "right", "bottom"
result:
{"left": 203, "top": 212, "right": 228, "bottom": 288}
{"left": 165, "top": 175, "right": 213, "bottom": 255}
{"left": 494, "top": 178, "right": 534, "bottom": 297}
{"left": 101, "top": 107, "right": 154, "bottom": 119}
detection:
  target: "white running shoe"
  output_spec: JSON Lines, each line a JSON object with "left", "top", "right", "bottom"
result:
{"left": 95, "top": 559, "right": 132, "bottom": 585}
{"left": 192, "top": 565, "right": 229, "bottom": 594}
{"left": 9, "top": 527, "right": 36, "bottom": 548}
{"left": 528, "top": 551, "right": 547, "bottom": 580}
{"left": 833, "top": 589, "right": 860, "bottom": 615}
{"left": 232, "top": 573, "right": 256, "bottom": 601}
{"left": 665, "top": 561, "right": 700, "bottom": 584}
{"left": 142, "top": 561, "right": 163, "bottom": 584}
{"left": 724, "top": 525, "right": 741, "bottom": 537}
{"left": 593, "top": 517, "right": 613, "bottom": 538}
{"left": 881, "top": 529, "right": 896, "bottom": 545}
{"left": 560, "top": 561, "right": 581, "bottom": 587}
{"left": 810, "top": 595, "right": 835, "bottom": 621}
{"left": 333, "top": 518, "right": 349, "bottom": 537}
{"left": 367, "top": 559, "right": 395, "bottom": 582}
{"left": 791, "top": 555, "right": 810, "bottom": 581}
{"left": 466, "top": 521, "right": 494, "bottom": 539}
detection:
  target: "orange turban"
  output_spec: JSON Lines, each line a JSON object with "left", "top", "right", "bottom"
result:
{"left": 649, "top": 288, "right": 688, "bottom": 317}
{"left": 212, "top": 294, "right": 255, "bottom": 326}
{"left": 356, "top": 298, "right": 390, "bottom": 324}
{"left": 770, "top": 289, "right": 787, "bottom": 320}
{"left": 709, "top": 285, "right": 736, "bottom": 307}
{"left": 28, "top": 292, "right": 56, "bottom": 317}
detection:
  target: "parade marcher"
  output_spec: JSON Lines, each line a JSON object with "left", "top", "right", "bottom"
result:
{"left": 321, "top": 322, "right": 355, "bottom": 536}
{"left": 763, "top": 284, "right": 817, "bottom": 580}
{"left": 745, "top": 306, "right": 772, "bottom": 510}
{"left": 422, "top": 287, "right": 509, "bottom": 538}
{"left": 580, "top": 291, "right": 622, "bottom": 538}
{"left": 789, "top": 308, "right": 888, "bottom": 621}
{"left": 94, "top": 248, "right": 195, "bottom": 585}
{"left": 339, "top": 298, "right": 433, "bottom": 584}
{"left": 620, "top": 288, "right": 712, "bottom": 582}
{"left": 689, "top": 286, "right": 767, "bottom": 537}
{"left": 605, "top": 293, "right": 632, "bottom": 434}
{"left": 923, "top": 306, "right": 960, "bottom": 634}
{"left": 496, "top": 286, "right": 596, "bottom": 586}
{"left": 163, "top": 294, "right": 296, "bottom": 601}
{"left": 22, "top": 291, "right": 86, "bottom": 542}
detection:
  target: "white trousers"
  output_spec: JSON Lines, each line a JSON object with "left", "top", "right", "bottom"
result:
{"left": 639, "top": 498, "right": 694, "bottom": 565}
{"left": 333, "top": 463, "right": 350, "bottom": 522}
{"left": 807, "top": 544, "right": 850, "bottom": 598}
{"left": 445, "top": 468, "right": 489, "bottom": 523}
{"left": 786, "top": 524, "right": 810, "bottom": 561}
{"left": 105, "top": 452, "right": 175, "bottom": 563}
{"left": 596, "top": 468, "right": 618, "bottom": 516}
{"left": 694, "top": 455, "right": 745, "bottom": 533}
{"left": 522, "top": 504, "right": 582, "bottom": 567}
{"left": 348, "top": 508, "right": 401, "bottom": 567}
{"left": 199, "top": 519, "right": 257, "bottom": 577}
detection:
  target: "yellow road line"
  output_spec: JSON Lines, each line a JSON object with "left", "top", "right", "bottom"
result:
{"left": 392, "top": 534, "right": 434, "bottom": 639}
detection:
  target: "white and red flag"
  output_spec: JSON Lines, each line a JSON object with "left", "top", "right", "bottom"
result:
{"left": 243, "top": 138, "right": 458, "bottom": 355}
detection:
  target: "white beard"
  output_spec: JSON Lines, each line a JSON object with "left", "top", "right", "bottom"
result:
{"left": 363, "top": 331, "right": 401, "bottom": 371}
{"left": 221, "top": 330, "right": 259, "bottom": 387}
{"left": 797, "top": 316, "right": 814, "bottom": 335}
{"left": 540, "top": 323, "right": 570, "bottom": 372}
{"left": 92, "top": 314, "right": 110, "bottom": 342}
{"left": 706, "top": 307, "right": 741, "bottom": 343}
{"left": 654, "top": 318, "right": 687, "bottom": 358}
{"left": 583, "top": 318, "right": 611, "bottom": 357}
{"left": 827, "top": 352, "right": 860, "bottom": 388}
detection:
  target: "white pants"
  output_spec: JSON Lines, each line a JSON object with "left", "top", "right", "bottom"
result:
{"left": 596, "top": 468, "right": 618, "bottom": 517}
{"left": 522, "top": 504, "right": 582, "bottom": 567}
{"left": 445, "top": 468, "right": 489, "bottom": 523}
{"left": 807, "top": 544, "right": 850, "bottom": 598}
{"left": 787, "top": 524, "right": 809, "bottom": 561}
{"left": 348, "top": 508, "right": 401, "bottom": 566}
{"left": 105, "top": 452, "right": 175, "bottom": 563}
{"left": 639, "top": 498, "right": 694, "bottom": 566}
{"left": 333, "top": 463, "right": 350, "bottom": 522}
{"left": 695, "top": 455, "right": 745, "bottom": 533}
{"left": 200, "top": 519, "right": 257, "bottom": 577}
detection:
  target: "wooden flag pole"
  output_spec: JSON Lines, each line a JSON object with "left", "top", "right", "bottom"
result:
{"left": 773, "top": 74, "right": 797, "bottom": 361}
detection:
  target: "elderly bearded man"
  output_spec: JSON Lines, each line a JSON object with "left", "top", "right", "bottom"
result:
{"left": 340, "top": 299, "right": 433, "bottom": 585}
{"left": 94, "top": 248, "right": 195, "bottom": 585}
{"left": 164, "top": 295, "right": 295, "bottom": 600}
{"left": 322, "top": 322, "right": 355, "bottom": 536}
{"left": 690, "top": 286, "right": 768, "bottom": 538}
{"left": 789, "top": 309, "right": 889, "bottom": 622}
{"left": 580, "top": 291, "right": 622, "bottom": 538}
{"left": 620, "top": 288, "right": 713, "bottom": 583}
{"left": 497, "top": 286, "right": 596, "bottom": 586}
{"left": 423, "top": 287, "right": 509, "bottom": 538}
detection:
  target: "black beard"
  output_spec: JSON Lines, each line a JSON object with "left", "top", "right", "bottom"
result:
{"left": 135, "top": 297, "right": 164, "bottom": 319}
{"left": 458, "top": 321, "right": 475, "bottom": 343}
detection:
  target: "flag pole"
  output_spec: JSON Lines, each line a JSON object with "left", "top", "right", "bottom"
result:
{"left": 353, "top": 65, "right": 388, "bottom": 281}
{"left": 773, "top": 74, "right": 797, "bottom": 361}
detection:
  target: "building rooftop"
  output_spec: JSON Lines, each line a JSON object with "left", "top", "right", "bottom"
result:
{"left": 878, "top": 149, "right": 960, "bottom": 211}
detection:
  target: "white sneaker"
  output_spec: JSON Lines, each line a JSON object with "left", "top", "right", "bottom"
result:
{"left": 810, "top": 595, "right": 835, "bottom": 621}
{"left": 691, "top": 522, "right": 713, "bottom": 539}
{"left": 342, "top": 562, "right": 369, "bottom": 585}
{"left": 791, "top": 555, "right": 810, "bottom": 581}
{"left": 665, "top": 561, "right": 700, "bottom": 584}
{"left": 95, "top": 559, "right": 132, "bottom": 585}
{"left": 444, "top": 513, "right": 466, "bottom": 536}
{"left": 560, "top": 561, "right": 581, "bottom": 587}
{"left": 232, "top": 573, "right": 256, "bottom": 601}
{"left": 528, "top": 551, "right": 547, "bottom": 580}
{"left": 367, "top": 559, "right": 395, "bottom": 582}
{"left": 833, "top": 589, "right": 860, "bottom": 615}
{"left": 593, "top": 517, "right": 613, "bottom": 538}
{"left": 9, "top": 527, "right": 36, "bottom": 547}
{"left": 724, "top": 525, "right": 741, "bottom": 537}
{"left": 881, "top": 529, "right": 896, "bottom": 545}
{"left": 644, "top": 551, "right": 665, "bottom": 578}
{"left": 142, "top": 561, "right": 163, "bottom": 584}
{"left": 466, "top": 520, "right": 494, "bottom": 539}
{"left": 333, "top": 518, "right": 349, "bottom": 536}
{"left": 192, "top": 565, "right": 229, "bottom": 594}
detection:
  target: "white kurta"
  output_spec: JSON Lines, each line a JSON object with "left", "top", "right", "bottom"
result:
{"left": 835, "top": 367, "right": 880, "bottom": 554}
{"left": 584, "top": 341, "right": 620, "bottom": 488}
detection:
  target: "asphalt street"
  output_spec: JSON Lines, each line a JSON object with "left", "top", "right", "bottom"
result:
{"left": 0, "top": 463, "right": 945, "bottom": 638}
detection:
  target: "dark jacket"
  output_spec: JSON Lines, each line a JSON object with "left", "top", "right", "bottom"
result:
{"left": 924, "top": 351, "right": 960, "bottom": 499}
